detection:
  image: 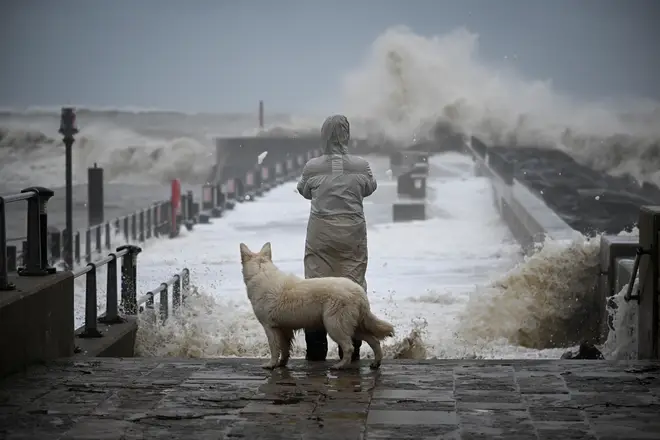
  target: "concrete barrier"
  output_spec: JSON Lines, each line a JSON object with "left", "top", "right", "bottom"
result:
{"left": 74, "top": 317, "right": 138, "bottom": 358}
{"left": 0, "top": 271, "right": 74, "bottom": 378}
{"left": 392, "top": 202, "right": 426, "bottom": 222}
{"left": 465, "top": 137, "right": 575, "bottom": 252}
{"left": 465, "top": 136, "right": 645, "bottom": 345}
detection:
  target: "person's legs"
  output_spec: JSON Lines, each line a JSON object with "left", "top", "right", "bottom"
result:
{"left": 304, "top": 328, "right": 328, "bottom": 361}
{"left": 338, "top": 339, "right": 362, "bottom": 362}
{"left": 304, "top": 247, "right": 333, "bottom": 361}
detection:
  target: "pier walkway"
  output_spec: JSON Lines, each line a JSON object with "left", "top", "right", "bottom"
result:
{"left": 1, "top": 358, "right": 659, "bottom": 439}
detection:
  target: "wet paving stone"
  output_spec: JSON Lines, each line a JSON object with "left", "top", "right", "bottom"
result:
{"left": 0, "top": 358, "right": 659, "bottom": 439}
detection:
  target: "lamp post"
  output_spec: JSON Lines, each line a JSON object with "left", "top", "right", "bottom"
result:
{"left": 59, "top": 107, "right": 78, "bottom": 269}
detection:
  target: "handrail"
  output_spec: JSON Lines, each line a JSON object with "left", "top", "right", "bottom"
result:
{"left": 0, "top": 187, "right": 56, "bottom": 291}
{"left": 73, "top": 245, "right": 141, "bottom": 337}
{"left": 137, "top": 268, "right": 191, "bottom": 322}
{"left": 72, "top": 244, "right": 191, "bottom": 338}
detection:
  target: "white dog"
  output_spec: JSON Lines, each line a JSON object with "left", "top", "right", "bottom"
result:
{"left": 240, "top": 242, "right": 395, "bottom": 370}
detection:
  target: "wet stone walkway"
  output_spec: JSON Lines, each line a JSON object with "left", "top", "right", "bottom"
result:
{"left": 1, "top": 358, "right": 659, "bottom": 439}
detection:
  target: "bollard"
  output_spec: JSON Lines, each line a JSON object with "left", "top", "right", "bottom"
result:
{"left": 187, "top": 190, "right": 195, "bottom": 223}
{"left": 397, "top": 171, "right": 427, "bottom": 199}
{"left": 87, "top": 164, "right": 104, "bottom": 226}
{"left": 78, "top": 262, "right": 103, "bottom": 338}
{"left": 118, "top": 245, "right": 142, "bottom": 315}
{"left": 171, "top": 179, "right": 182, "bottom": 238}
{"left": 254, "top": 166, "right": 264, "bottom": 197}
{"left": 99, "top": 252, "right": 123, "bottom": 324}
{"left": 212, "top": 185, "right": 225, "bottom": 217}
{"left": 18, "top": 187, "right": 56, "bottom": 276}
{"left": 261, "top": 165, "right": 271, "bottom": 192}
{"left": 202, "top": 184, "right": 214, "bottom": 212}
{"left": 275, "top": 162, "right": 284, "bottom": 184}
{"left": 224, "top": 179, "right": 236, "bottom": 209}
{"left": 245, "top": 171, "right": 256, "bottom": 202}
{"left": 392, "top": 202, "right": 426, "bottom": 222}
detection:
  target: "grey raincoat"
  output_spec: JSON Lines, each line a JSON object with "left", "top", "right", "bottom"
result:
{"left": 297, "top": 115, "right": 377, "bottom": 291}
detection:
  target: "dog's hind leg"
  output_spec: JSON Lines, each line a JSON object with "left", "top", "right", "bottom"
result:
{"left": 325, "top": 322, "right": 355, "bottom": 369}
{"left": 275, "top": 328, "right": 294, "bottom": 368}
{"left": 261, "top": 326, "right": 281, "bottom": 369}
{"left": 358, "top": 333, "right": 383, "bottom": 370}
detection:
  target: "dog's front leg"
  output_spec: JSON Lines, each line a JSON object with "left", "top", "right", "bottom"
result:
{"left": 261, "top": 326, "right": 281, "bottom": 369}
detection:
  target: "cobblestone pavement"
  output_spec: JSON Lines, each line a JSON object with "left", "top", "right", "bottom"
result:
{"left": 1, "top": 358, "right": 659, "bottom": 439}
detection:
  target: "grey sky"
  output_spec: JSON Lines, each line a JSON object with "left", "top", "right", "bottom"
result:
{"left": 1, "top": 0, "right": 658, "bottom": 113}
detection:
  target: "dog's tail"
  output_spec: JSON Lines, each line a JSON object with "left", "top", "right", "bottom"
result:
{"left": 360, "top": 310, "right": 395, "bottom": 340}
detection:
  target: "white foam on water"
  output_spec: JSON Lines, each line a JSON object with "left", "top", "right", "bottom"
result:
{"left": 600, "top": 281, "right": 639, "bottom": 360}
{"left": 122, "top": 152, "right": 625, "bottom": 360}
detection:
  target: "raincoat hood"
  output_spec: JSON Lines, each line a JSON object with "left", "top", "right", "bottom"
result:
{"left": 321, "top": 114, "right": 350, "bottom": 155}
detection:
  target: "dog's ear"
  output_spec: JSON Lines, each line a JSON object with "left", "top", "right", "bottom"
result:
{"left": 259, "top": 242, "right": 272, "bottom": 260}
{"left": 239, "top": 243, "right": 252, "bottom": 263}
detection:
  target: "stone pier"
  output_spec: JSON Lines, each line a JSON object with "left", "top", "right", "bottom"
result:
{"left": 1, "top": 358, "right": 659, "bottom": 439}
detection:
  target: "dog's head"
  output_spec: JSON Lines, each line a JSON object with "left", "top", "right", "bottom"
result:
{"left": 239, "top": 242, "right": 273, "bottom": 281}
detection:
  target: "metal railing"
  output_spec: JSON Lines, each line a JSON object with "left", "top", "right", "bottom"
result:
{"left": 137, "top": 268, "right": 190, "bottom": 322}
{"left": 73, "top": 245, "right": 142, "bottom": 338}
{"left": 0, "top": 187, "right": 56, "bottom": 291}
{"left": 73, "top": 244, "right": 191, "bottom": 337}
{"left": 52, "top": 200, "right": 173, "bottom": 267}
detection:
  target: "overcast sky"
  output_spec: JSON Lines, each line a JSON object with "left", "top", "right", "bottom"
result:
{"left": 1, "top": 0, "right": 658, "bottom": 113}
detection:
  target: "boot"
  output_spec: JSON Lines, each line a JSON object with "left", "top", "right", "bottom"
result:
{"left": 304, "top": 329, "right": 328, "bottom": 361}
{"left": 338, "top": 339, "right": 362, "bottom": 362}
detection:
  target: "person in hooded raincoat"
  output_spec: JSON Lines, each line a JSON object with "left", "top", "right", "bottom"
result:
{"left": 296, "top": 114, "right": 378, "bottom": 362}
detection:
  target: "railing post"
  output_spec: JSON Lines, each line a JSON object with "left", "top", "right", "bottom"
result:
{"left": 75, "top": 232, "right": 80, "bottom": 264}
{"left": 131, "top": 214, "right": 137, "bottom": 242}
{"left": 99, "top": 252, "right": 123, "bottom": 324}
{"left": 173, "top": 274, "right": 181, "bottom": 311}
{"left": 18, "top": 187, "right": 55, "bottom": 276}
{"left": 123, "top": 216, "right": 129, "bottom": 243}
{"left": 139, "top": 210, "right": 145, "bottom": 242}
{"left": 146, "top": 208, "right": 152, "bottom": 239}
{"left": 78, "top": 263, "right": 103, "bottom": 338}
{"left": 146, "top": 292, "right": 155, "bottom": 318}
{"left": 182, "top": 268, "right": 190, "bottom": 305}
{"left": 0, "top": 198, "right": 14, "bottom": 290}
{"left": 105, "top": 223, "right": 111, "bottom": 250}
{"left": 153, "top": 205, "right": 160, "bottom": 238}
{"left": 159, "top": 283, "right": 169, "bottom": 322}
{"left": 85, "top": 229, "right": 91, "bottom": 263}
{"left": 118, "top": 244, "right": 142, "bottom": 315}
{"left": 95, "top": 225, "right": 102, "bottom": 254}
